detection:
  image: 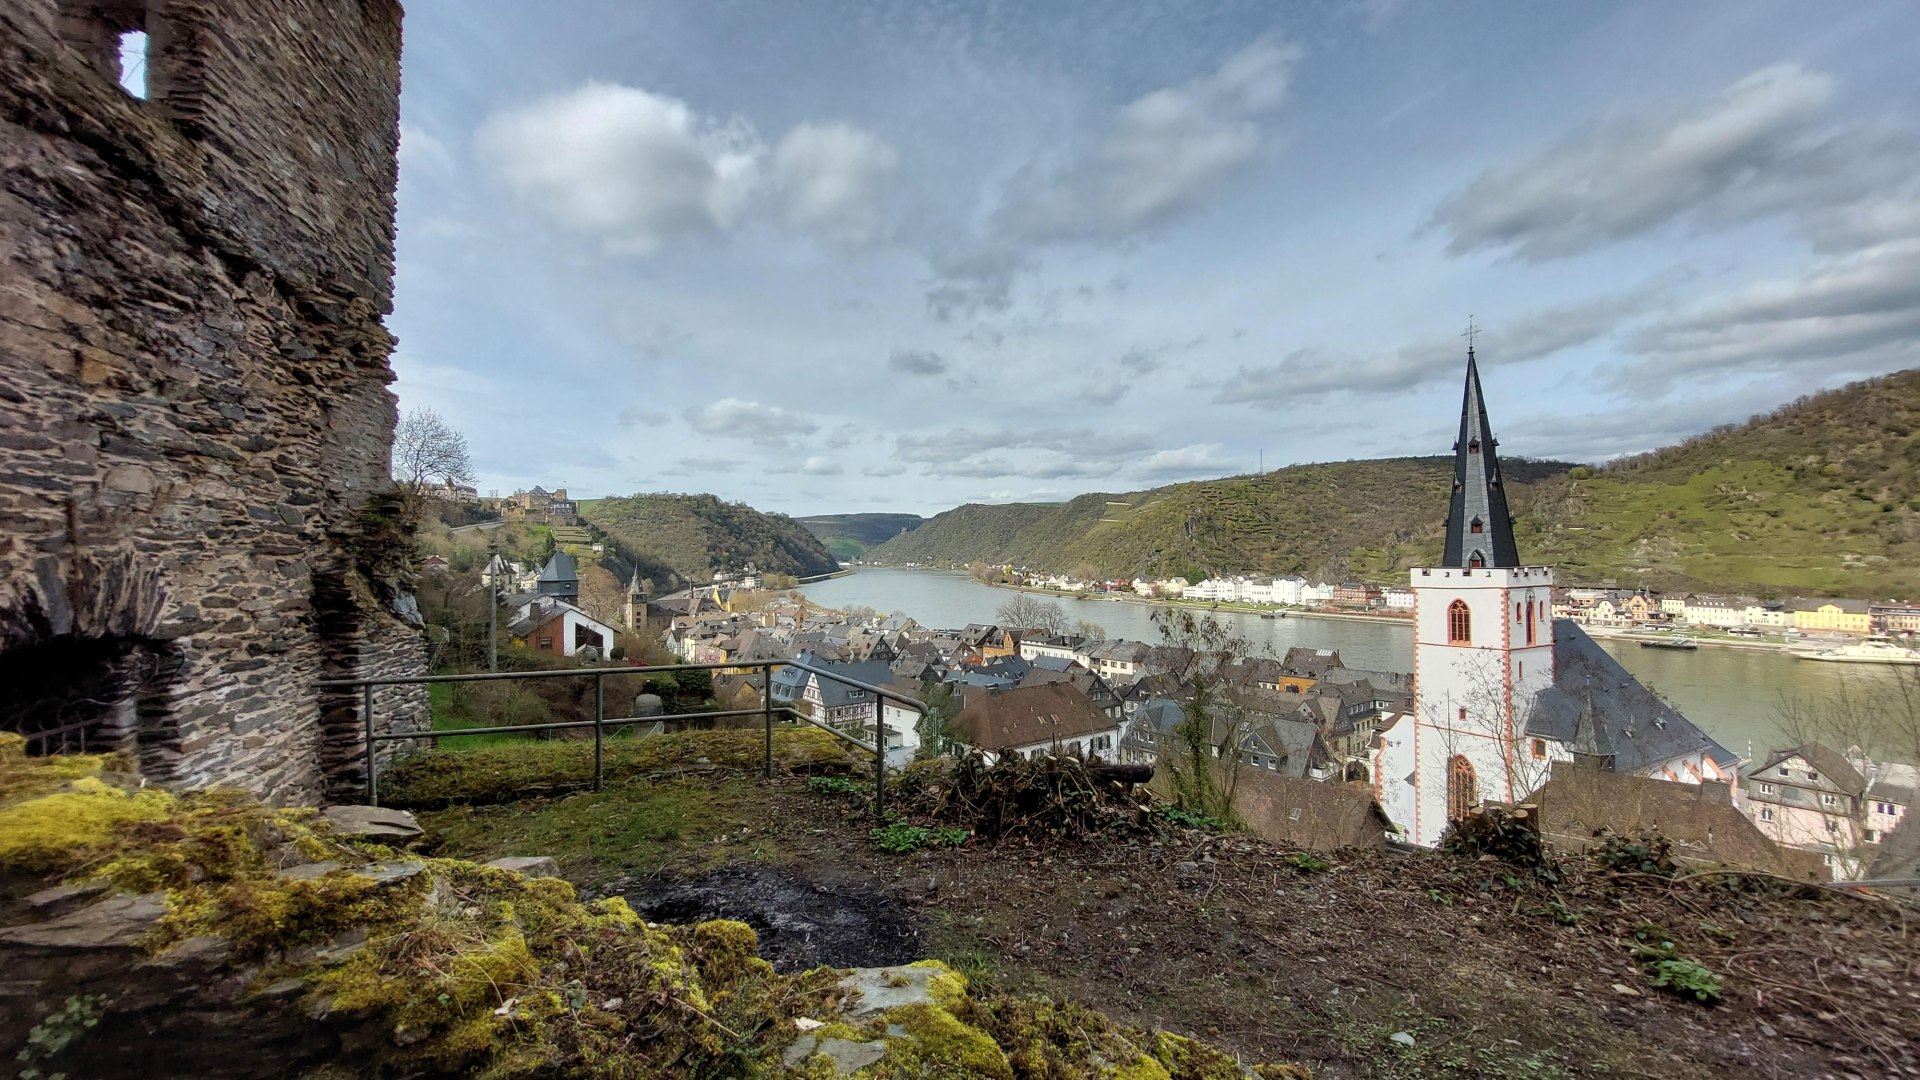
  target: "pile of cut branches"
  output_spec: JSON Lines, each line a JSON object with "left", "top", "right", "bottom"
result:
{"left": 897, "top": 753, "right": 1153, "bottom": 840}
{"left": 1440, "top": 802, "right": 1550, "bottom": 868}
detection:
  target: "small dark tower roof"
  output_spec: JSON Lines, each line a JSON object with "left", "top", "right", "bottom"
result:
{"left": 538, "top": 552, "right": 578, "bottom": 583}
{"left": 1442, "top": 349, "right": 1522, "bottom": 569}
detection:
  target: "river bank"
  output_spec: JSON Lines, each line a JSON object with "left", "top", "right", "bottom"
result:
{"left": 804, "top": 567, "right": 1905, "bottom": 754}
{"left": 964, "top": 578, "right": 1416, "bottom": 626}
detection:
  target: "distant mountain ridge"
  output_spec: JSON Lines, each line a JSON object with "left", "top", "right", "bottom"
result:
{"left": 866, "top": 370, "right": 1920, "bottom": 598}
{"left": 578, "top": 493, "right": 839, "bottom": 588}
{"left": 796, "top": 513, "right": 925, "bottom": 560}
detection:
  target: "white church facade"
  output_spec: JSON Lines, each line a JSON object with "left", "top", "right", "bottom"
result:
{"left": 1374, "top": 349, "right": 1737, "bottom": 847}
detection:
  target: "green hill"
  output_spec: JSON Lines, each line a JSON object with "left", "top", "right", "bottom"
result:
{"left": 865, "top": 458, "right": 1572, "bottom": 584}
{"left": 867, "top": 370, "right": 1920, "bottom": 598}
{"left": 795, "top": 513, "right": 925, "bottom": 560}
{"left": 577, "top": 493, "right": 839, "bottom": 589}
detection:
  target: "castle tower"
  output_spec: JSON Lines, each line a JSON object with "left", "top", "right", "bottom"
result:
{"left": 1381, "top": 348, "right": 1556, "bottom": 846}
{"left": 623, "top": 568, "right": 645, "bottom": 631}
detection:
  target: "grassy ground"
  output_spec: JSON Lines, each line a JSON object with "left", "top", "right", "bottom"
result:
{"left": 409, "top": 749, "right": 1920, "bottom": 1080}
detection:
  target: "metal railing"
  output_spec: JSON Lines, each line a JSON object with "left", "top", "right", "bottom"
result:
{"left": 315, "top": 658, "right": 925, "bottom": 820}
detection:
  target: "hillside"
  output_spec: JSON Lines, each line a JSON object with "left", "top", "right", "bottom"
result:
{"left": 578, "top": 493, "right": 839, "bottom": 589}
{"left": 866, "top": 370, "right": 1920, "bottom": 597}
{"left": 867, "top": 457, "right": 1573, "bottom": 584}
{"left": 796, "top": 512, "right": 925, "bottom": 560}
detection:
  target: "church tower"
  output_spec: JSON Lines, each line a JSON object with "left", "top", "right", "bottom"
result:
{"left": 1379, "top": 347, "right": 1556, "bottom": 847}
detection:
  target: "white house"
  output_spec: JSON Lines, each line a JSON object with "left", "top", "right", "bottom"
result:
{"left": 1383, "top": 588, "right": 1416, "bottom": 610}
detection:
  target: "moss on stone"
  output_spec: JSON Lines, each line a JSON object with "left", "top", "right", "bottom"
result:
{"left": 0, "top": 777, "right": 177, "bottom": 872}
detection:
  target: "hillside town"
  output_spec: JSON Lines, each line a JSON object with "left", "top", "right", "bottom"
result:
{"left": 948, "top": 566, "right": 1920, "bottom": 645}
{"left": 446, "top": 354, "right": 1914, "bottom": 883}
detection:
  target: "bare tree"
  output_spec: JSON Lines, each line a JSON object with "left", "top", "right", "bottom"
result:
{"left": 996, "top": 595, "right": 1068, "bottom": 636}
{"left": 1149, "top": 607, "right": 1263, "bottom": 823}
{"left": 1425, "top": 650, "right": 1552, "bottom": 814}
{"left": 1071, "top": 618, "right": 1107, "bottom": 641}
{"left": 393, "top": 407, "right": 475, "bottom": 520}
{"left": 1772, "top": 667, "right": 1920, "bottom": 878}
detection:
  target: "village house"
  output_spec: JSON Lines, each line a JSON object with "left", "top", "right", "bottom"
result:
{"left": 1792, "top": 598, "right": 1874, "bottom": 635}
{"left": 1075, "top": 639, "right": 1153, "bottom": 681}
{"left": 949, "top": 682, "right": 1121, "bottom": 762}
{"left": 507, "top": 596, "right": 621, "bottom": 659}
{"left": 1331, "top": 581, "right": 1383, "bottom": 608}
{"left": 1742, "top": 743, "right": 1917, "bottom": 879}
{"left": 1873, "top": 602, "right": 1920, "bottom": 637}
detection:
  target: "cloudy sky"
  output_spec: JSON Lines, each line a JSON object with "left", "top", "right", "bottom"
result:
{"left": 389, "top": 1, "right": 1920, "bottom": 516}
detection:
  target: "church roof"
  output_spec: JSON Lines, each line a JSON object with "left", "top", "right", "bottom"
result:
{"left": 538, "top": 551, "right": 578, "bottom": 583}
{"left": 1442, "top": 349, "right": 1522, "bottom": 569}
{"left": 1524, "top": 621, "right": 1736, "bottom": 773}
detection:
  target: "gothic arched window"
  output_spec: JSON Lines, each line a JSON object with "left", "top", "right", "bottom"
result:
{"left": 1448, "top": 599, "right": 1471, "bottom": 645}
{"left": 1448, "top": 754, "right": 1478, "bottom": 821}
{"left": 1525, "top": 597, "right": 1537, "bottom": 645}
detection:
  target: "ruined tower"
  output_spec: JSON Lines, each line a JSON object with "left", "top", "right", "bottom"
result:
{"left": 0, "top": 0, "right": 425, "bottom": 802}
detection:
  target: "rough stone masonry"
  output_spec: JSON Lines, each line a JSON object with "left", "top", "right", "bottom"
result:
{"left": 0, "top": 0, "right": 426, "bottom": 803}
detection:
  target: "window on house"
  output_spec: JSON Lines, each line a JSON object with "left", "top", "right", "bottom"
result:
{"left": 1759, "top": 783, "right": 1775, "bottom": 795}
{"left": 538, "top": 637, "right": 553, "bottom": 649}
{"left": 1806, "top": 771, "right": 1819, "bottom": 781}
{"left": 1530, "top": 738, "right": 1546, "bottom": 760}
{"left": 1448, "top": 599, "right": 1472, "bottom": 645}
{"left": 1457, "top": 706, "right": 1468, "bottom": 723}
{"left": 1876, "top": 801, "right": 1897, "bottom": 815}
{"left": 1825, "top": 819, "right": 1839, "bottom": 833}
{"left": 1865, "top": 829, "right": 1878, "bottom": 843}
{"left": 1777, "top": 767, "right": 1790, "bottom": 777}
{"left": 1821, "top": 793, "right": 1838, "bottom": 807}
{"left": 1759, "top": 807, "right": 1774, "bottom": 822}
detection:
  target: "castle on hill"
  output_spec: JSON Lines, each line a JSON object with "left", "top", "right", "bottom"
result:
{"left": 1372, "top": 350, "right": 1737, "bottom": 847}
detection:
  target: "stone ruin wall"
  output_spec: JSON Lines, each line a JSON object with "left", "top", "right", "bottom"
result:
{"left": 0, "top": 0, "right": 426, "bottom": 804}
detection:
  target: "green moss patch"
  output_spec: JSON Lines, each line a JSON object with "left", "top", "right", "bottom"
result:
{"left": 381, "top": 727, "right": 858, "bottom": 808}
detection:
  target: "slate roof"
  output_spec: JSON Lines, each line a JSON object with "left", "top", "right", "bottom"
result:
{"left": 951, "top": 682, "right": 1118, "bottom": 752}
{"left": 537, "top": 552, "right": 578, "bottom": 583}
{"left": 1032, "top": 655, "right": 1080, "bottom": 673}
{"left": 811, "top": 659, "right": 897, "bottom": 707}
{"left": 1524, "top": 621, "right": 1736, "bottom": 773}
{"left": 1442, "top": 348, "right": 1522, "bottom": 569}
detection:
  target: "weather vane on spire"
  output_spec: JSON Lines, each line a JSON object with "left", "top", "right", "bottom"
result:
{"left": 1461, "top": 316, "right": 1480, "bottom": 352}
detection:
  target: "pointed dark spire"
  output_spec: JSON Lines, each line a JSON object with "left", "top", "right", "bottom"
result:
{"left": 1442, "top": 347, "right": 1522, "bottom": 569}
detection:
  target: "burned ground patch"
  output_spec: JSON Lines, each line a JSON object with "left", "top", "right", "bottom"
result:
{"left": 616, "top": 864, "right": 922, "bottom": 972}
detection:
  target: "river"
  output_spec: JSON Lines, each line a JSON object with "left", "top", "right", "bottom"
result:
{"left": 801, "top": 567, "right": 1902, "bottom": 759}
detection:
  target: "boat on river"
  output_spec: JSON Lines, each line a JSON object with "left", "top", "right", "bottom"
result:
{"left": 1260, "top": 611, "right": 1284, "bottom": 619}
{"left": 1639, "top": 637, "right": 1698, "bottom": 651}
{"left": 1794, "top": 639, "right": 1920, "bottom": 665}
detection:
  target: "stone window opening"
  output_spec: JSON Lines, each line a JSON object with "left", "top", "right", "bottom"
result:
{"left": 60, "top": 1, "right": 172, "bottom": 104}
{"left": 0, "top": 633, "right": 181, "bottom": 774}
{"left": 117, "top": 27, "right": 148, "bottom": 98}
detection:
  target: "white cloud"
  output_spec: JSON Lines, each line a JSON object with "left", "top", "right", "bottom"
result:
{"left": 772, "top": 123, "right": 900, "bottom": 250}
{"left": 994, "top": 37, "right": 1301, "bottom": 245}
{"left": 799, "top": 456, "right": 844, "bottom": 476}
{"left": 477, "top": 83, "right": 898, "bottom": 255}
{"left": 1620, "top": 238, "right": 1920, "bottom": 392}
{"left": 1215, "top": 290, "right": 1658, "bottom": 406}
{"left": 684, "top": 398, "right": 819, "bottom": 448}
{"left": 1134, "top": 443, "right": 1237, "bottom": 479}
{"left": 398, "top": 122, "right": 454, "bottom": 176}
{"left": 1430, "top": 64, "right": 1915, "bottom": 260}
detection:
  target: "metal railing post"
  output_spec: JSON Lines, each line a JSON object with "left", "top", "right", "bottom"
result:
{"left": 363, "top": 682, "right": 378, "bottom": 806}
{"left": 872, "top": 694, "right": 885, "bottom": 822}
{"left": 593, "top": 672, "right": 605, "bottom": 792}
{"left": 762, "top": 662, "right": 774, "bottom": 780}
